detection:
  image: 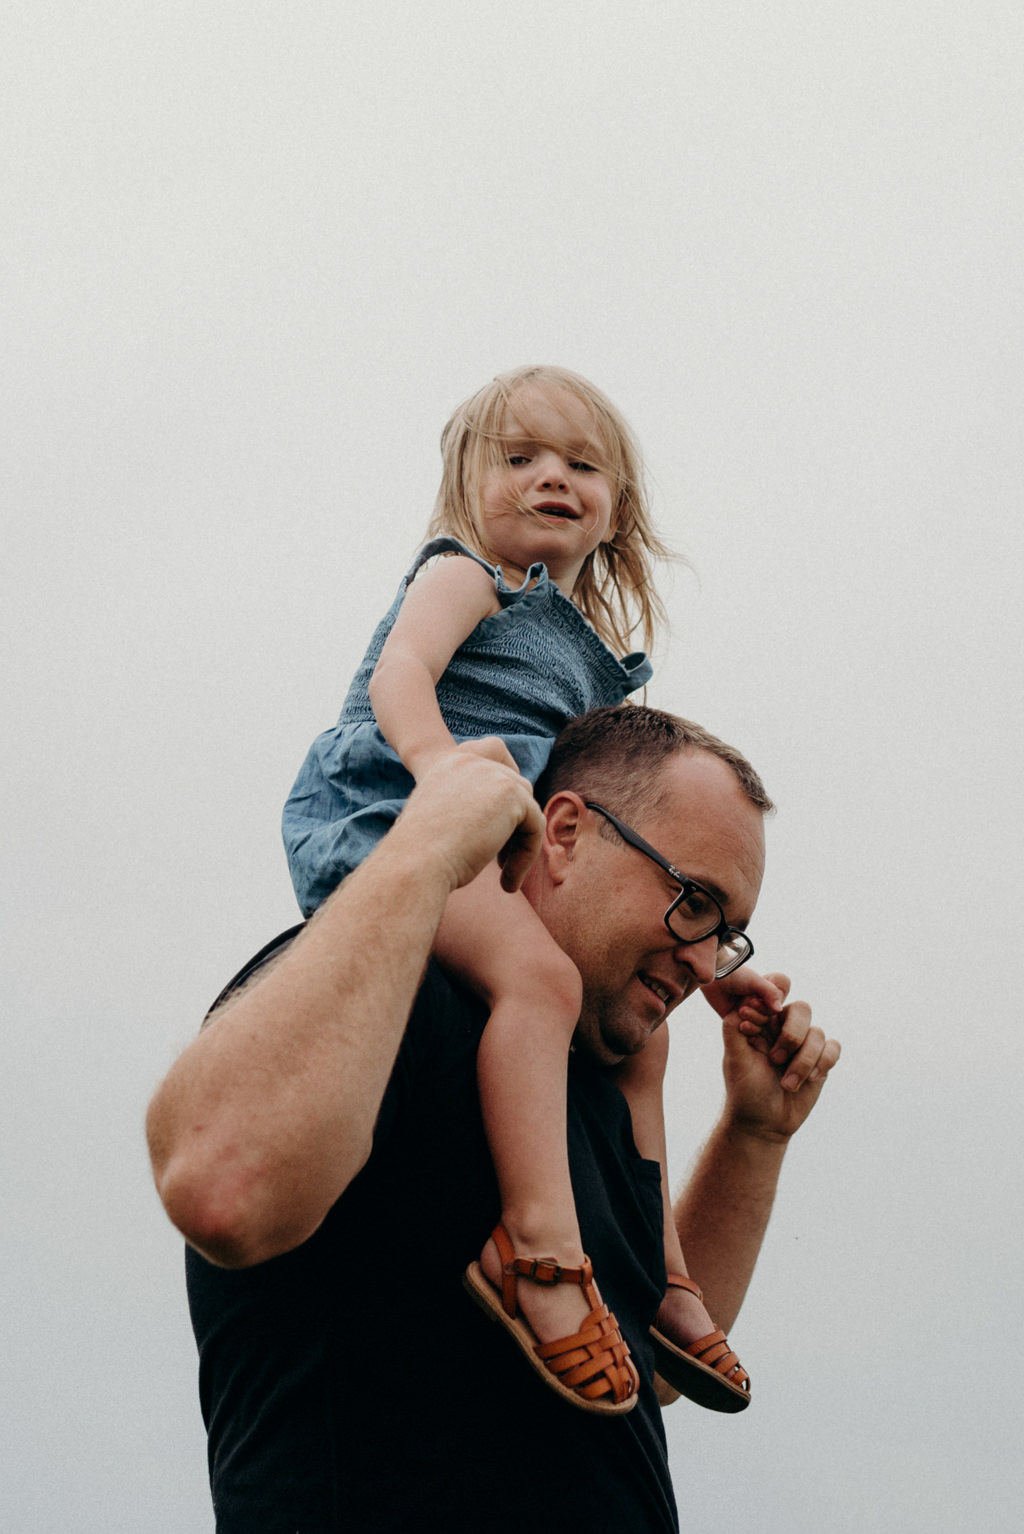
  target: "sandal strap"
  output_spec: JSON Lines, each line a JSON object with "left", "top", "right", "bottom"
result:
{"left": 685, "top": 1328, "right": 750, "bottom": 1387}
{"left": 490, "top": 1223, "right": 593, "bottom": 1319}
{"left": 665, "top": 1272, "right": 704, "bottom": 1302}
{"left": 505, "top": 1255, "right": 591, "bottom": 1287}
{"left": 535, "top": 1301, "right": 636, "bottom": 1405}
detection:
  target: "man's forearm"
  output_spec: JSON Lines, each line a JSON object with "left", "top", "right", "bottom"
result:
{"left": 674, "top": 1121, "right": 788, "bottom": 1333}
{"left": 146, "top": 826, "right": 458, "bottom": 1268}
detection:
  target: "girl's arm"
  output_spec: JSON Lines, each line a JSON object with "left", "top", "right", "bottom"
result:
{"left": 369, "top": 555, "right": 505, "bottom": 779}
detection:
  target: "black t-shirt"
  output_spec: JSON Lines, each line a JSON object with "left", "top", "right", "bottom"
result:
{"left": 186, "top": 947, "right": 678, "bottom": 1533}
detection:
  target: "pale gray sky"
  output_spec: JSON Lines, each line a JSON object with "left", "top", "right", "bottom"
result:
{"left": 3, "top": 4, "right": 1021, "bottom": 1530}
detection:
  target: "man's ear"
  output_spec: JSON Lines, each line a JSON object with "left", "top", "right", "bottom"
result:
{"left": 541, "top": 792, "right": 586, "bottom": 885}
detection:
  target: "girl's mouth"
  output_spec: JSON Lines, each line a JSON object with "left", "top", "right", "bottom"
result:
{"left": 533, "top": 502, "right": 577, "bottom": 519}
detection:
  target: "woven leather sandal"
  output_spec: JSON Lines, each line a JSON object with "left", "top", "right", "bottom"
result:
{"left": 649, "top": 1273, "right": 751, "bottom": 1413}
{"left": 463, "top": 1222, "right": 639, "bottom": 1416}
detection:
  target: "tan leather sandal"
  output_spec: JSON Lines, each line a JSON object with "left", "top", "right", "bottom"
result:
{"left": 463, "top": 1222, "right": 639, "bottom": 1415}
{"left": 649, "top": 1273, "right": 751, "bottom": 1412}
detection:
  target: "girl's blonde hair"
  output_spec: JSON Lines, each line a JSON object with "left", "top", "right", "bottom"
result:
{"left": 427, "top": 365, "right": 673, "bottom": 654}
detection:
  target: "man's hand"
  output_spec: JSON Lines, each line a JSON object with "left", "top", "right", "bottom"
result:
{"left": 396, "top": 743, "right": 544, "bottom": 894}
{"left": 717, "top": 972, "right": 841, "bottom": 1142}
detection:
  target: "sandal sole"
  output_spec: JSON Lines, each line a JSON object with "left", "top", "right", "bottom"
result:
{"left": 649, "top": 1327, "right": 751, "bottom": 1413}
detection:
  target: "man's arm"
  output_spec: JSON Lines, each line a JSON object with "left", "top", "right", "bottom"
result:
{"left": 146, "top": 748, "right": 543, "bottom": 1270}
{"left": 675, "top": 974, "right": 841, "bottom": 1333}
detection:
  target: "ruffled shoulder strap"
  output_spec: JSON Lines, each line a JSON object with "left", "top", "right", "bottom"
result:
{"left": 404, "top": 535, "right": 495, "bottom": 584}
{"left": 403, "top": 536, "right": 547, "bottom": 609}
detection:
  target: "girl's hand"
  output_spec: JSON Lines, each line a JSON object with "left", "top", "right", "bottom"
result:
{"left": 702, "top": 964, "right": 786, "bottom": 1039}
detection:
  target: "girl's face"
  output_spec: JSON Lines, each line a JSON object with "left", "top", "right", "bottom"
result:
{"left": 475, "top": 386, "right": 618, "bottom": 593}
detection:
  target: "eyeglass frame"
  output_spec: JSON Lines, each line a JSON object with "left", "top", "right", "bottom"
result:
{"left": 583, "top": 802, "right": 755, "bottom": 979}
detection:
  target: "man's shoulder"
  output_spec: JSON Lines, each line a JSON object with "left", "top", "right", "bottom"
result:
{"left": 203, "top": 930, "right": 486, "bottom": 1131}
{"left": 203, "top": 928, "right": 483, "bottom": 1036}
{"left": 203, "top": 923, "right": 306, "bottom": 1023}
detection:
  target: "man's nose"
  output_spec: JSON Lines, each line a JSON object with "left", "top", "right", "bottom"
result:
{"left": 674, "top": 933, "right": 719, "bottom": 987}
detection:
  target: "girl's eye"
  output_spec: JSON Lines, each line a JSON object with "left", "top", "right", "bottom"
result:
{"left": 569, "top": 460, "right": 597, "bottom": 473}
{"left": 507, "top": 454, "right": 530, "bottom": 466}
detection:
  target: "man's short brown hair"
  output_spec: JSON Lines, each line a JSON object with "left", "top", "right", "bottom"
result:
{"left": 534, "top": 705, "right": 774, "bottom": 824}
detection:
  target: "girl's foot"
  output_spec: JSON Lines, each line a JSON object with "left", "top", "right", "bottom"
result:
{"left": 651, "top": 1274, "right": 751, "bottom": 1410}
{"left": 465, "top": 1222, "right": 638, "bottom": 1414}
{"left": 479, "top": 1227, "right": 598, "bottom": 1347}
{"left": 655, "top": 1279, "right": 728, "bottom": 1358}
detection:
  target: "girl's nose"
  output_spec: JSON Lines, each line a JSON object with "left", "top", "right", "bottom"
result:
{"left": 534, "top": 451, "right": 569, "bottom": 488}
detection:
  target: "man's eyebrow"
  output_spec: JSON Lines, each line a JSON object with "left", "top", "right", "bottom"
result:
{"left": 663, "top": 857, "right": 726, "bottom": 906}
{"left": 698, "top": 877, "right": 730, "bottom": 908}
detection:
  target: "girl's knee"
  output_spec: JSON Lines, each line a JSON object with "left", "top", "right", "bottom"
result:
{"left": 494, "top": 946, "right": 582, "bottom": 1024}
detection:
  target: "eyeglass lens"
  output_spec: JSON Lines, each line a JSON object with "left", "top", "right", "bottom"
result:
{"left": 665, "top": 893, "right": 751, "bottom": 976}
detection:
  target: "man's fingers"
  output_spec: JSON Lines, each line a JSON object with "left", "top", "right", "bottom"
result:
{"left": 399, "top": 751, "right": 542, "bottom": 891}
{"left": 456, "top": 735, "right": 521, "bottom": 772}
{"left": 498, "top": 799, "right": 546, "bottom": 891}
{"left": 778, "top": 1025, "right": 841, "bottom": 1092}
{"left": 757, "top": 996, "right": 841, "bottom": 1091}
{"left": 449, "top": 738, "right": 543, "bottom": 890}
{"left": 806, "top": 1034, "right": 842, "bottom": 1083}
{"left": 767, "top": 997, "right": 811, "bottom": 1059}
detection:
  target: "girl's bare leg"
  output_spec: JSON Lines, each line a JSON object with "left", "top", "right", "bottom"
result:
{"left": 436, "top": 863, "right": 604, "bottom": 1347}
{"left": 614, "top": 1027, "right": 740, "bottom": 1360}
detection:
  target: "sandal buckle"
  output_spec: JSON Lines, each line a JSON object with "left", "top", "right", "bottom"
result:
{"left": 529, "top": 1258, "right": 562, "bottom": 1284}
{"left": 505, "top": 1256, "right": 563, "bottom": 1285}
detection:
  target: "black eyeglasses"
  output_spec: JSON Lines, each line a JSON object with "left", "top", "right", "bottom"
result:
{"left": 584, "top": 803, "right": 754, "bottom": 979}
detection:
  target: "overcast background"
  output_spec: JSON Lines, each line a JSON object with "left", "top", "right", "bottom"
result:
{"left": 3, "top": 4, "right": 1022, "bottom": 1530}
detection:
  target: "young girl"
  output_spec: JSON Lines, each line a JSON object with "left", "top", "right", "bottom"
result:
{"left": 283, "top": 365, "right": 776, "bottom": 1416}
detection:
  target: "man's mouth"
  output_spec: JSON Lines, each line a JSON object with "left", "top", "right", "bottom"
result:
{"left": 639, "top": 974, "right": 674, "bottom": 1008}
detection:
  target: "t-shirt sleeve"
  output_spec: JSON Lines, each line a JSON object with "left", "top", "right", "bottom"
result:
{"left": 202, "top": 923, "right": 307, "bottom": 1024}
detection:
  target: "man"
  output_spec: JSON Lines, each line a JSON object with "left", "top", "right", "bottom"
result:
{"left": 147, "top": 706, "right": 840, "bottom": 1533}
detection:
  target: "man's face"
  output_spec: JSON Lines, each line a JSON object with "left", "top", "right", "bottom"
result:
{"left": 533, "top": 750, "right": 766, "bottom": 1066}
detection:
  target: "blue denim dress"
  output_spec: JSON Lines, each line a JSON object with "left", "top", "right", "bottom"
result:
{"left": 282, "top": 537, "right": 653, "bottom": 916}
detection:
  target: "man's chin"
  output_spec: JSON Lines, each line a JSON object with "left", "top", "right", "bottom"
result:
{"left": 597, "top": 1014, "right": 659, "bottom": 1064}
{"left": 575, "top": 999, "right": 659, "bottom": 1065}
